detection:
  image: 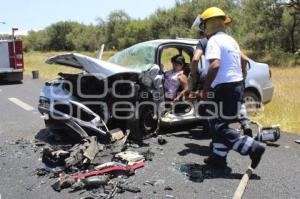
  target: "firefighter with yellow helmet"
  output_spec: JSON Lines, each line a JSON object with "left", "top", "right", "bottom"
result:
{"left": 192, "top": 7, "right": 265, "bottom": 169}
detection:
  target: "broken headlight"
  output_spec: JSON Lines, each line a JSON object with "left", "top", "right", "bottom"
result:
{"left": 39, "top": 97, "right": 51, "bottom": 109}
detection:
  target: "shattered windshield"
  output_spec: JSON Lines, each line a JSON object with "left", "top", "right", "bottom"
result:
{"left": 107, "top": 42, "right": 158, "bottom": 72}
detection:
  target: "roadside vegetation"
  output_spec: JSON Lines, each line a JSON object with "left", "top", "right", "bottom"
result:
{"left": 18, "top": 0, "right": 300, "bottom": 63}
{"left": 251, "top": 67, "right": 300, "bottom": 134}
{"left": 12, "top": 0, "right": 300, "bottom": 133}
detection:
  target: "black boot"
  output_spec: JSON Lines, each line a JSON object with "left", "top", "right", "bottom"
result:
{"left": 204, "top": 154, "right": 227, "bottom": 168}
{"left": 249, "top": 141, "right": 265, "bottom": 169}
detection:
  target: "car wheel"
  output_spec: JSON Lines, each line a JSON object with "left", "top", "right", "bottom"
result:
{"left": 243, "top": 91, "right": 261, "bottom": 115}
{"left": 128, "top": 105, "right": 158, "bottom": 140}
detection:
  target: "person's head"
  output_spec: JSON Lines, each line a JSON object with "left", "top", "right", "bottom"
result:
{"left": 192, "top": 7, "right": 231, "bottom": 37}
{"left": 171, "top": 55, "right": 185, "bottom": 72}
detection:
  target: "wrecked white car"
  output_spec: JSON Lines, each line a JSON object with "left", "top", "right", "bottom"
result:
{"left": 38, "top": 39, "right": 274, "bottom": 140}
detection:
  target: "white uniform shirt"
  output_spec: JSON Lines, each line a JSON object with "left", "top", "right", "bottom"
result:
{"left": 205, "top": 32, "right": 243, "bottom": 88}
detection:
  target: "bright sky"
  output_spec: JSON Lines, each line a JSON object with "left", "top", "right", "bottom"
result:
{"left": 0, "top": 0, "right": 176, "bottom": 35}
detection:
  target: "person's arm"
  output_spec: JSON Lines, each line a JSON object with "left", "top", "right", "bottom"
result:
{"left": 201, "top": 38, "right": 221, "bottom": 100}
{"left": 174, "top": 74, "right": 189, "bottom": 102}
{"left": 241, "top": 52, "right": 249, "bottom": 80}
{"left": 191, "top": 48, "right": 203, "bottom": 86}
{"left": 202, "top": 59, "right": 220, "bottom": 99}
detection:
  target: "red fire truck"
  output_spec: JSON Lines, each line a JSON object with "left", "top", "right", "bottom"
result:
{"left": 0, "top": 39, "right": 24, "bottom": 82}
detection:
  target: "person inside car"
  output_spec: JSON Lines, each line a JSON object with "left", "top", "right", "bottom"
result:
{"left": 164, "top": 55, "right": 189, "bottom": 102}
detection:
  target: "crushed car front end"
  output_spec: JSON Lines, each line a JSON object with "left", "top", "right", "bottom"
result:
{"left": 38, "top": 51, "right": 164, "bottom": 141}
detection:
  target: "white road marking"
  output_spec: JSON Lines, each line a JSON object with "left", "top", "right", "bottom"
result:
{"left": 8, "top": 97, "right": 35, "bottom": 111}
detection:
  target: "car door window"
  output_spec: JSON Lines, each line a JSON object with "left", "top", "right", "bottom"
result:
{"left": 160, "top": 47, "right": 191, "bottom": 73}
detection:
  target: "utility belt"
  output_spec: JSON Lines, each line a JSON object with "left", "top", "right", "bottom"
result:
{"left": 213, "top": 80, "right": 243, "bottom": 90}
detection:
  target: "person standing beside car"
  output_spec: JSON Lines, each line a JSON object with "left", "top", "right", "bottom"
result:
{"left": 190, "top": 14, "right": 252, "bottom": 137}
{"left": 194, "top": 7, "right": 265, "bottom": 169}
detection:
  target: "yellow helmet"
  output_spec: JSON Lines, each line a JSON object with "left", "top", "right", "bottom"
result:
{"left": 201, "top": 7, "right": 231, "bottom": 24}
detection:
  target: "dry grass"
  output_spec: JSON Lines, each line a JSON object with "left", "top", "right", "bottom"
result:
{"left": 24, "top": 51, "right": 115, "bottom": 80}
{"left": 251, "top": 67, "right": 300, "bottom": 134}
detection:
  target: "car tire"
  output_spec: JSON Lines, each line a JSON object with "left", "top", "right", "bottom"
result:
{"left": 243, "top": 91, "right": 261, "bottom": 114}
{"left": 127, "top": 104, "right": 158, "bottom": 140}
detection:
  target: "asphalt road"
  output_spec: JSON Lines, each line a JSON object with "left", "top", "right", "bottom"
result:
{"left": 0, "top": 77, "right": 300, "bottom": 199}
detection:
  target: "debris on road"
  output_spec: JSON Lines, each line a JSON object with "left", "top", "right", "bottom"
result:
{"left": 251, "top": 121, "right": 281, "bottom": 143}
{"left": 33, "top": 129, "right": 151, "bottom": 198}
{"left": 232, "top": 167, "right": 253, "bottom": 199}
{"left": 71, "top": 175, "right": 109, "bottom": 191}
{"left": 114, "top": 151, "right": 145, "bottom": 165}
{"left": 157, "top": 135, "right": 167, "bottom": 145}
{"left": 29, "top": 119, "right": 283, "bottom": 198}
{"left": 295, "top": 140, "right": 300, "bottom": 144}
{"left": 140, "top": 149, "right": 155, "bottom": 161}
{"left": 164, "top": 186, "right": 173, "bottom": 191}
{"left": 117, "top": 184, "right": 141, "bottom": 193}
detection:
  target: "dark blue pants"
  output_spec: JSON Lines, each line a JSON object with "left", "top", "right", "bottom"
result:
{"left": 210, "top": 81, "right": 255, "bottom": 157}
{"left": 238, "top": 81, "right": 250, "bottom": 127}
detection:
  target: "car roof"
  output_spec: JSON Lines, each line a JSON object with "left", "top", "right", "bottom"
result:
{"left": 142, "top": 39, "right": 199, "bottom": 46}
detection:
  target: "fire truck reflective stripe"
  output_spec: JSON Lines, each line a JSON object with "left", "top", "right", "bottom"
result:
{"left": 8, "top": 98, "right": 35, "bottom": 111}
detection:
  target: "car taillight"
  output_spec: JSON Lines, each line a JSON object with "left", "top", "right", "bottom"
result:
{"left": 15, "top": 40, "right": 24, "bottom": 69}
{"left": 8, "top": 40, "right": 24, "bottom": 69}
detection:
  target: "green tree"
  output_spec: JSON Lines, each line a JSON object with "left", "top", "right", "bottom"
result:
{"left": 23, "top": 30, "right": 49, "bottom": 51}
{"left": 45, "top": 21, "right": 80, "bottom": 51}
{"left": 105, "top": 10, "right": 131, "bottom": 49}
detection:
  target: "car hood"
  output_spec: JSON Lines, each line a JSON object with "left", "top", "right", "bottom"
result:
{"left": 46, "top": 53, "right": 138, "bottom": 79}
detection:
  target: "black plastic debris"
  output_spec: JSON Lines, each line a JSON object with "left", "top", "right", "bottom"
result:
{"left": 42, "top": 147, "right": 69, "bottom": 167}
{"left": 117, "top": 184, "right": 141, "bottom": 193}
{"left": 295, "top": 140, "right": 300, "bottom": 144}
{"left": 164, "top": 186, "right": 173, "bottom": 191}
{"left": 51, "top": 177, "right": 74, "bottom": 192}
{"left": 51, "top": 181, "right": 62, "bottom": 192}
{"left": 144, "top": 180, "right": 155, "bottom": 186}
{"left": 72, "top": 176, "right": 109, "bottom": 191}
{"left": 36, "top": 168, "right": 48, "bottom": 176}
{"left": 141, "top": 149, "right": 155, "bottom": 161}
{"left": 157, "top": 136, "right": 167, "bottom": 145}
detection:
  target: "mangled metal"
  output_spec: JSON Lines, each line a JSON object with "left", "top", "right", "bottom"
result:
{"left": 37, "top": 128, "right": 146, "bottom": 196}
{"left": 39, "top": 53, "right": 144, "bottom": 141}
{"left": 46, "top": 53, "right": 136, "bottom": 78}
